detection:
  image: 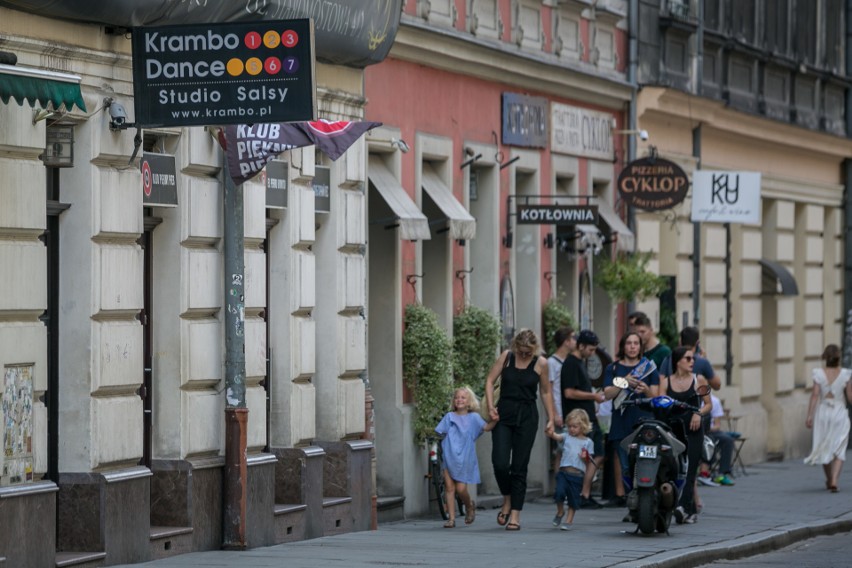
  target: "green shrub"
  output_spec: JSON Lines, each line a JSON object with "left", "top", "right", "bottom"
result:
{"left": 453, "top": 305, "right": 501, "bottom": 396}
{"left": 542, "top": 298, "right": 578, "bottom": 355}
{"left": 597, "top": 252, "right": 669, "bottom": 304}
{"left": 402, "top": 304, "right": 454, "bottom": 444}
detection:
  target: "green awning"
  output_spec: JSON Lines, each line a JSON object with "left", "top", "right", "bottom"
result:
{"left": 0, "top": 64, "right": 86, "bottom": 112}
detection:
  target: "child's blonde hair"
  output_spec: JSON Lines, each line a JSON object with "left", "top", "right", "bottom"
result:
{"left": 450, "top": 386, "right": 481, "bottom": 412}
{"left": 566, "top": 408, "right": 592, "bottom": 434}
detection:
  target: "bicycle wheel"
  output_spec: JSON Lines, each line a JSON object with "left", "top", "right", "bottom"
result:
{"left": 431, "top": 461, "right": 448, "bottom": 520}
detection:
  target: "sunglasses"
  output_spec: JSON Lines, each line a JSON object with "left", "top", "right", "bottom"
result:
{"left": 518, "top": 351, "right": 533, "bottom": 358}
{"left": 682, "top": 356, "right": 694, "bottom": 362}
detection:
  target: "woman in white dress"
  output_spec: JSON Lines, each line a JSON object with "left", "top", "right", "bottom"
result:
{"left": 804, "top": 344, "right": 852, "bottom": 492}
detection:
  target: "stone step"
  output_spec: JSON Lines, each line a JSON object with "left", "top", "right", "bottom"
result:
{"left": 273, "top": 503, "right": 307, "bottom": 543}
{"left": 376, "top": 495, "right": 405, "bottom": 524}
{"left": 322, "top": 496, "right": 353, "bottom": 536}
{"left": 55, "top": 551, "right": 106, "bottom": 568}
{"left": 149, "top": 526, "right": 194, "bottom": 561}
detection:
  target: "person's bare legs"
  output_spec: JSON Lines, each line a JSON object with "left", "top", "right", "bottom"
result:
{"left": 442, "top": 469, "right": 456, "bottom": 524}
{"left": 454, "top": 481, "right": 472, "bottom": 509}
{"left": 823, "top": 463, "right": 832, "bottom": 488}
{"left": 829, "top": 458, "right": 843, "bottom": 489}
{"left": 565, "top": 506, "right": 576, "bottom": 525}
{"left": 613, "top": 452, "right": 625, "bottom": 497}
{"left": 581, "top": 457, "right": 603, "bottom": 499}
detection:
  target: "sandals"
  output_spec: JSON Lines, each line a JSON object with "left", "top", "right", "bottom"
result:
{"left": 830, "top": 485, "right": 839, "bottom": 493}
{"left": 465, "top": 501, "right": 476, "bottom": 525}
{"left": 496, "top": 511, "right": 509, "bottom": 526}
{"left": 505, "top": 522, "right": 521, "bottom": 531}
{"left": 443, "top": 519, "right": 455, "bottom": 528}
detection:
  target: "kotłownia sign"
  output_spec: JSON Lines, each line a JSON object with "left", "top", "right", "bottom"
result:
{"left": 516, "top": 205, "right": 598, "bottom": 225}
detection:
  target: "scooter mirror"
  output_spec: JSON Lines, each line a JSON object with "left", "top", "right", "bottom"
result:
{"left": 612, "top": 376, "right": 629, "bottom": 389}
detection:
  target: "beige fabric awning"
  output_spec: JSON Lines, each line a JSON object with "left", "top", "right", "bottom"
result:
{"left": 421, "top": 164, "right": 476, "bottom": 240}
{"left": 368, "top": 156, "right": 431, "bottom": 241}
{"left": 596, "top": 198, "right": 635, "bottom": 252}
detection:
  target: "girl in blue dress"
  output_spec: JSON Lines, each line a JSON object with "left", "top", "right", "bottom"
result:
{"left": 435, "top": 386, "right": 499, "bottom": 527}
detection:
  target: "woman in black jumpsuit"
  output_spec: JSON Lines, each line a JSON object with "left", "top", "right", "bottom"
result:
{"left": 660, "top": 346, "right": 712, "bottom": 524}
{"left": 485, "top": 329, "right": 555, "bottom": 531}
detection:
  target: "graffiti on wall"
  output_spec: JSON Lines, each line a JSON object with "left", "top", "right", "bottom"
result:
{"left": 2, "top": 365, "right": 34, "bottom": 485}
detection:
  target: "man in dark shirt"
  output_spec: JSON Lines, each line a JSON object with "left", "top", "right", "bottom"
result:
{"left": 561, "top": 329, "right": 606, "bottom": 509}
{"left": 632, "top": 312, "right": 671, "bottom": 369}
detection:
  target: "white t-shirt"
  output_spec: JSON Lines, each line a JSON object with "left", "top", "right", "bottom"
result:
{"left": 548, "top": 355, "right": 564, "bottom": 421}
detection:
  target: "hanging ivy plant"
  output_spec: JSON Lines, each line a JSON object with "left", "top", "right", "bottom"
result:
{"left": 597, "top": 252, "right": 670, "bottom": 304}
{"left": 542, "top": 298, "right": 578, "bottom": 355}
{"left": 402, "top": 303, "right": 454, "bottom": 444}
{"left": 453, "top": 305, "right": 501, "bottom": 396}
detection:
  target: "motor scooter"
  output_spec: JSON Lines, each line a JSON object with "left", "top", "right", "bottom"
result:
{"left": 612, "top": 377, "right": 709, "bottom": 535}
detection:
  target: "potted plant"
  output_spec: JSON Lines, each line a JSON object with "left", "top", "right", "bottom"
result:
{"left": 542, "top": 297, "right": 578, "bottom": 355}
{"left": 596, "top": 251, "right": 669, "bottom": 304}
{"left": 402, "top": 303, "right": 454, "bottom": 444}
{"left": 452, "top": 305, "right": 501, "bottom": 396}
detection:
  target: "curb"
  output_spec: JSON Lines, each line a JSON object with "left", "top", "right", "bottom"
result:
{"left": 612, "top": 512, "right": 852, "bottom": 567}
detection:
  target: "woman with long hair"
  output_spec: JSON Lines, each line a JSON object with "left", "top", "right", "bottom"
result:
{"left": 805, "top": 344, "right": 852, "bottom": 492}
{"left": 660, "top": 346, "right": 712, "bottom": 524}
{"left": 602, "top": 332, "right": 660, "bottom": 505}
{"left": 485, "top": 328, "right": 555, "bottom": 531}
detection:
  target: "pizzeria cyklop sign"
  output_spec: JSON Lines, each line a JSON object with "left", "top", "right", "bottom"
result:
{"left": 131, "top": 19, "right": 316, "bottom": 128}
{"left": 616, "top": 157, "right": 689, "bottom": 211}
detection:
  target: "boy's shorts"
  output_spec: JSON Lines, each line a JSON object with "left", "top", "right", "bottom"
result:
{"left": 554, "top": 470, "right": 583, "bottom": 510}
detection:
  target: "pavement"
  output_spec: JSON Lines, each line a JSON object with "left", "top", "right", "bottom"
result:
{"left": 117, "top": 451, "right": 852, "bottom": 568}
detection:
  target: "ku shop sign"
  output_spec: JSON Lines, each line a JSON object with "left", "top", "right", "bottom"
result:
{"left": 516, "top": 205, "right": 598, "bottom": 225}
{"left": 131, "top": 19, "right": 316, "bottom": 128}
{"left": 617, "top": 157, "right": 689, "bottom": 211}
{"left": 691, "top": 171, "right": 761, "bottom": 224}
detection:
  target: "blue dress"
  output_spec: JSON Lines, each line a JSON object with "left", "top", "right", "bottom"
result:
{"left": 435, "top": 412, "right": 487, "bottom": 484}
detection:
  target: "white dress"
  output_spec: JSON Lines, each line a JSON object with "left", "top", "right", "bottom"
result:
{"left": 804, "top": 368, "right": 851, "bottom": 465}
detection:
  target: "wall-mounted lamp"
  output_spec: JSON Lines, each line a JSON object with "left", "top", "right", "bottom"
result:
{"left": 543, "top": 233, "right": 554, "bottom": 249}
{"left": 370, "top": 137, "right": 410, "bottom": 153}
{"left": 460, "top": 147, "right": 482, "bottom": 169}
{"left": 499, "top": 155, "right": 520, "bottom": 170}
{"left": 614, "top": 128, "right": 649, "bottom": 141}
{"left": 41, "top": 123, "right": 75, "bottom": 167}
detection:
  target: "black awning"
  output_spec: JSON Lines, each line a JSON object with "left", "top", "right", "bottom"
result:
{"left": 759, "top": 258, "right": 799, "bottom": 296}
{"left": 0, "top": 64, "right": 86, "bottom": 111}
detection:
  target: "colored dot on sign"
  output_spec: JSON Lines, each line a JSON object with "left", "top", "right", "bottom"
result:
{"left": 245, "top": 31, "right": 261, "bottom": 49}
{"left": 263, "top": 31, "right": 281, "bottom": 49}
{"left": 283, "top": 56, "right": 300, "bottom": 74}
{"left": 264, "top": 57, "right": 282, "bottom": 74}
{"left": 246, "top": 57, "right": 263, "bottom": 76}
{"left": 227, "top": 58, "right": 245, "bottom": 76}
{"left": 282, "top": 30, "right": 299, "bottom": 47}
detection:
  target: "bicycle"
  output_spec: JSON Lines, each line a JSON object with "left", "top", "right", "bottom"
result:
{"left": 426, "top": 438, "right": 465, "bottom": 520}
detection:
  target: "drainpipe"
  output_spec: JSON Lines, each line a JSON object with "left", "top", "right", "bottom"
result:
{"left": 625, "top": 0, "right": 639, "bottom": 322}
{"left": 222, "top": 159, "right": 248, "bottom": 549}
{"left": 843, "top": 0, "right": 852, "bottom": 367}
{"left": 692, "top": 0, "right": 704, "bottom": 328}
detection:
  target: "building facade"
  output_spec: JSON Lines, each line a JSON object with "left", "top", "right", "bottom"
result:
{"left": 364, "top": 0, "right": 635, "bottom": 519}
{"left": 0, "top": 2, "right": 400, "bottom": 565}
{"left": 632, "top": 0, "right": 852, "bottom": 462}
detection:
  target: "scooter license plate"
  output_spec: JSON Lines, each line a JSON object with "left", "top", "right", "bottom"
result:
{"left": 639, "top": 445, "right": 657, "bottom": 459}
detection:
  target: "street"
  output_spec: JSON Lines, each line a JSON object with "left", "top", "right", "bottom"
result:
{"left": 116, "top": 452, "right": 852, "bottom": 568}
{"left": 701, "top": 530, "right": 852, "bottom": 567}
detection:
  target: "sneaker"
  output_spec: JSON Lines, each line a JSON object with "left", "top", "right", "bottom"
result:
{"left": 559, "top": 523, "right": 571, "bottom": 531}
{"left": 605, "top": 495, "right": 627, "bottom": 508}
{"left": 580, "top": 496, "right": 603, "bottom": 509}
{"left": 714, "top": 474, "right": 735, "bottom": 486}
{"left": 698, "top": 476, "right": 720, "bottom": 487}
{"left": 552, "top": 514, "right": 564, "bottom": 527}
{"left": 673, "top": 506, "right": 685, "bottom": 524}
{"left": 684, "top": 513, "right": 698, "bottom": 524}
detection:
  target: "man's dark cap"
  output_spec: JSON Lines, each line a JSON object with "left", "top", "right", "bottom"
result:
{"left": 577, "top": 329, "right": 599, "bottom": 346}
